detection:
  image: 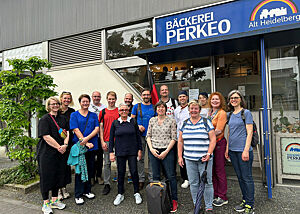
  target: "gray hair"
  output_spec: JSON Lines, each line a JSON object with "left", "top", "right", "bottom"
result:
{"left": 119, "top": 103, "right": 129, "bottom": 109}
{"left": 227, "top": 90, "right": 247, "bottom": 110}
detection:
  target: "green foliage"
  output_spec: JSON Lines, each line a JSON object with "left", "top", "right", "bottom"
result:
{"left": 0, "top": 165, "right": 39, "bottom": 186}
{"left": 0, "top": 57, "right": 57, "bottom": 178}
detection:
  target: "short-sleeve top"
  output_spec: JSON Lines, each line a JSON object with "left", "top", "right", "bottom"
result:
{"left": 180, "top": 117, "right": 214, "bottom": 161}
{"left": 228, "top": 109, "right": 253, "bottom": 152}
{"left": 69, "top": 111, "right": 99, "bottom": 151}
{"left": 38, "top": 113, "right": 69, "bottom": 156}
{"left": 131, "top": 103, "right": 156, "bottom": 137}
{"left": 99, "top": 108, "right": 119, "bottom": 142}
{"left": 146, "top": 116, "right": 177, "bottom": 149}
{"left": 210, "top": 109, "right": 227, "bottom": 140}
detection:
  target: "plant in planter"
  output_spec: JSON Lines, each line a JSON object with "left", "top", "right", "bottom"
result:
{"left": 273, "top": 108, "right": 292, "bottom": 133}
{"left": 0, "top": 57, "right": 56, "bottom": 184}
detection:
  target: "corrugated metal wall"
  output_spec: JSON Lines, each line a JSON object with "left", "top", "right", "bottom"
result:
{"left": 0, "top": 0, "right": 222, "bottom": 51}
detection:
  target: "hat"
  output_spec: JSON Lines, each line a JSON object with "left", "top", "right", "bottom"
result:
{"left": 199, "top": 92, "right": 208, "bottom": 98}
{"left": 178, "top": 91, "right": 188, "bottom": 96}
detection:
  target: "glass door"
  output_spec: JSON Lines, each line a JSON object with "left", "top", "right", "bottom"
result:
{"left": 215, "top": 50, "right": 264, "bottom": 179}
{"left": 268, "top": 45, "right": 300, "bottom": 185}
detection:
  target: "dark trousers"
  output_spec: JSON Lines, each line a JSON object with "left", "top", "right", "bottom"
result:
{"left": 229, "top": 150, "right": 255, "bottom": 207}
{"left": 42, "top": 188, "right": 59, "bottom": 200}
{"left": 117, "top": 155, "right": 139, "bottom": 194}
{"left": 179, "top": 156, "right": 188, "bottom": 181}
{"left": 95, "top": 138, "right": 104, "bottom": 178}
{"left": 212, "top": 138, "right": 228, "bottom": 201}
{"left": 149, "top": 149, "right": 178, "bottom": 201}
{"left": 74, "top": 151, "right": 95, "bottom": 198}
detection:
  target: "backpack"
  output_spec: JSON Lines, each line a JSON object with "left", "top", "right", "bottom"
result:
{"left": 99, "top": 109, "right": 106, "bottom": 124}
{"left": 227, "top": 109, "right": 259, "bottom": 147}
{"left": 181, "top": 117, "right": 209, "bottom": 132}
{"left": 146, "top": 180, "right": 172, "bottom": 214}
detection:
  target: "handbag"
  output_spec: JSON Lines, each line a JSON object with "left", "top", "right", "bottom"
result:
{"left": 49, "top": 114, "right": 68, "bottom": 139}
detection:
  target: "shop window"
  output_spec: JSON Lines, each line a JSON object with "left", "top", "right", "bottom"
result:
{"left": 215, "top": 51, "right": 261, "bottom": 111}
{"left": 117, "top": 57, "right": 212, "bottom": 100}
{"left": 269, "top": 45, "right": 300, "bottom": 133}
{"left": 107, "top": 22, "right": 153, "bottom": 60}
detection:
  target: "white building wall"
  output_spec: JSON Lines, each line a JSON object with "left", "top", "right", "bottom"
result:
{"left": 48, "top": 63, "right": 142, "bottom": 110}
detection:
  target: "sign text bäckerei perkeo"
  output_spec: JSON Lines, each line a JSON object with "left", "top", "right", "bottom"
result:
{"left": 155, "top": 0, "right": 300, "bottom": 47}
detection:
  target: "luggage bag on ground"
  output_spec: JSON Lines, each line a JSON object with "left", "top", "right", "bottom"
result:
{"left": 146, "top": 180, "right": 172, "bottom": 214}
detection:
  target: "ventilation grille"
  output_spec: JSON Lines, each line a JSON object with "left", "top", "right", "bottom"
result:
{"left": 49, "top": 31, "right": 102, "bottom": 67}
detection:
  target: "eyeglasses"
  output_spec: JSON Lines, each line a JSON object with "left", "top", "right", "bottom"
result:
{"left": 92, "top": 96, "right": 101, "bottom": 98}
{"left": 142, "top": 94, "right": 151, "bottom": 96}
{"left": 49, "top": 103, "right": 60, "bottom": 106}
{"left": 119, "top": 109, "right": 129, "bottom": 112}
{"left": 230, "top": 96, "right": 240, "bottom": 100}
{"left": 62, "top": 91, "right": 71, "bottom": 94}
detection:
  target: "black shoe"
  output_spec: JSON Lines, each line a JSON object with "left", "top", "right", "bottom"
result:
{"left": 102, "top": 184, "right": 110, "bottom": 195}
{"left": 234, "top": 200, "right": 246, "bottom": 212}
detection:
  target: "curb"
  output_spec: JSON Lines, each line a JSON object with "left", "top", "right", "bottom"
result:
{"left": 3, "top": 180, "right": 39, "bottom": 194}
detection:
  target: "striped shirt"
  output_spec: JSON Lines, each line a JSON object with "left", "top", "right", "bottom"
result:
{"left": 180, "top": 117, "right": 214, "bottom": 161}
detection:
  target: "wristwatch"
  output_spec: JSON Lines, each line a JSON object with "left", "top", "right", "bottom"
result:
{"left": 206, "top": 152, "right": 211, "bottom": 157}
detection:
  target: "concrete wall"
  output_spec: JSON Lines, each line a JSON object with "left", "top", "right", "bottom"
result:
{"left": 0, "top": 0, "right": 225, "bottom": 51}
{"left": 48, "top": 63, "right": 142, "bottom": 110}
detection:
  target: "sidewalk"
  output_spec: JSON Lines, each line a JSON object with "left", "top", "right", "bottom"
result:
{"left": 0, "top": 157, "right": 299, "bottom": 213}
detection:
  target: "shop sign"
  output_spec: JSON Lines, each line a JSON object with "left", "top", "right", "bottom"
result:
{"left": 281, "top": 138, "right": 300, "bottom": 175}
{"left": 155, "top": 0, "right": 300, "bottom": 47}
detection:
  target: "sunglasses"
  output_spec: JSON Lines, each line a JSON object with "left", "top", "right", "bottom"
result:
{"left": 119, "top": 109, "right": 129, "bottom": 112}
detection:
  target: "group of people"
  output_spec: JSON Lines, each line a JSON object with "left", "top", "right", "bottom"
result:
{"left": 37, "top": 86, "right": 255, "bottom": 214}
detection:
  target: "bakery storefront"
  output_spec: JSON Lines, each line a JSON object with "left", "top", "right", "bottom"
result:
{"left": 134, "top": 0, "right": 300, "bottom": 197}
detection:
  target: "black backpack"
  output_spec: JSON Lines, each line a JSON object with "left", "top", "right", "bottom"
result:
{"left": 227, "top": 109, "right": 259, "bottom": 147}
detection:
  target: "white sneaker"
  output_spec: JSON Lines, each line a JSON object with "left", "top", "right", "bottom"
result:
{"left": 134, "top": 193, "right": 142, "bottom": 204}
{"left": 75, "top": 197, "right": 84, "bottom": 205}
{"left": 58, "top": 189, "right": 63, "bottom": 200}
{"left": 181, "top": 180, "right": 189, "bottom": 188}
{"left": 62, "top": 187, "right": 70, "bottom": 199}
{"left": 42, "top": 202, "right": 53, "bottom": 214}
{"left": 113, "top": 194, "right": 124, "bottom": 206}
{"left": 83, "top": 192, "right": 95, "bottom": 199}
{"left": 50, "top": 199, "right": 66, "bottom": 210}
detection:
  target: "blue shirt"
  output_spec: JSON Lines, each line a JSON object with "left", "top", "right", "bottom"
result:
{"left": 228, "top": 109, "right": 253, "bottom": 152}
{"left": 131, "top": 103, "right": 156, "bottom": 136}
{"left": 70, "top": 111, "right": 99, "bottom": 151}
{"left": 180, "top": 118, "right": 214, "bottom": 161}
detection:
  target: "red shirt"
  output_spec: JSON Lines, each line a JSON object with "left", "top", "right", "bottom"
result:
{"left": 99, "top": 108, "right": 119, "bottom": 142}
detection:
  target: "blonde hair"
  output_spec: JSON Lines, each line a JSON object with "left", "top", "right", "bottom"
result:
{"left": 45, "top": 97, "right": 60, "bottom": 112}
{"left": 59, "top": 91, "right": 74, "bottom": 106}
{"left": 188, "top": 99, "right": 202, "bottom": 110}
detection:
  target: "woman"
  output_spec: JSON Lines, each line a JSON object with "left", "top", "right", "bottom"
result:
{"left": 207, "top": 92, "right": 228, "bottom": 207}
{"left": 69, "top": 94, "right": 99, "bottom": 205}
{"left": 226, "top": 90, "right": 255, "bottom": 214}
{"left": 58, "top": 91, "right": 75, "bottom": 200}
{"left": 37, "top": 97, "right": 69, "bottom": 214}
{"left": 109, "top": 103, "right": 143, "bottom": 206}
{"left": 198, "top": 92, "right": 210, "bottom": 118}
{"left": 178, "top": 100, "right": 216, "bottom": 213}
{"left": 146, "top": 100, "right": 178, "bottom": 212}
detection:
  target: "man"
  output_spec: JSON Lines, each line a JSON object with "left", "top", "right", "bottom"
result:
{"left": 89, "top": 91, "right": 107, "bottom": 185}
{"left": 131, "top": 88, "right": 155, "bottom": 190}
{"left": 174, "top": 91, "right": 190, "bottom": 189}
{"left": 159, "top": 85, "right": 178, "bottom": 118}
{"left": 124, "top": 93, "right": 134, "bottom": 117}
{"left": 99, "top": 91, "right": 119, "bottom": 195}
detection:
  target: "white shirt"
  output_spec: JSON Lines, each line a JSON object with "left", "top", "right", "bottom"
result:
{"left": 174, "top": 105, "right": 190, "bottom": 138}
{"left": 164, "top": 98, "right": 178, "bottom": 119}
{"left": 88, "top": 103, "right": 107, "bottom": 117}
{"left": 200, "top": 108, "right": 209, "bottom": 118}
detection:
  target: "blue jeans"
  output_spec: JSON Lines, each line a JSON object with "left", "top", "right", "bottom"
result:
{"left": 229, "top": 150, "right": 254, "bottom": 207}
{"left": 149, "top": 149, "right": 178, "bottom": 201}
{"left": 185, "top": 158, "right": 213, "bottom": 210}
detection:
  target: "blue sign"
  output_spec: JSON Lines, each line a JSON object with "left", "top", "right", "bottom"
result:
{"left": 155, "top": 0, "right": 300, "bottom": 47}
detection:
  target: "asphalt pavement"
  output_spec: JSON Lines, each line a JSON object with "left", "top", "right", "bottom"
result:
{"left": 0, "top": 158, "right": 299, "bottom": 214}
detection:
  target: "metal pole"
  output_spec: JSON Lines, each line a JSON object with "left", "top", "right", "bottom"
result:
{"left": 260, "top": 37, "right": 272, "bottom": 199}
